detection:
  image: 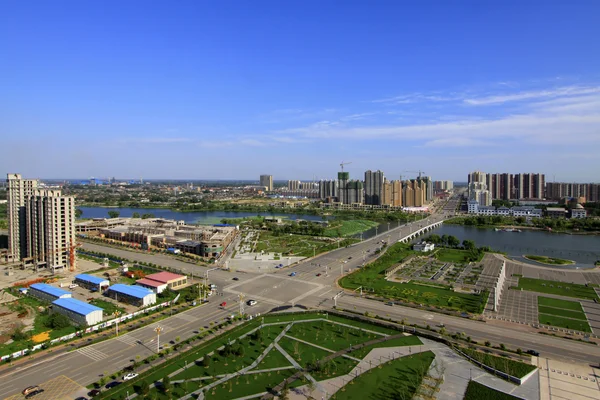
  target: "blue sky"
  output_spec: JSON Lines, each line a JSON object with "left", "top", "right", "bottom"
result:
{"left": 1, "top": 1, "right": 599, "bottom": 182}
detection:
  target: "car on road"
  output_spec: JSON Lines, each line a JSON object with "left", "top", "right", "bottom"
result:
{"left": 232, "top": 277, "right": 239, "bottom": 281}
{"left": 220, "top": 302, "right": 227, "bottom": 307}
{"left": 88, "top": 389, "right": 102, "bottom": 397}
{"left": 246, "top": 300, "right": 257, "bottom": 306}
{"left": 123, "top": 373, "right": 139, "bottom": 381}
{"left": 75, "top": 397, "right": 89, "bottom": 400}
{"left": 386, "top": 301, "right": 394, "bottom": 306}
{"left": 316, "top": 273, "right": 321, "bottom": 277}
{"left": 289, "top": 272, "right": 296, "bottom": 277}
{"left": 25, "top": 389, "right": 44, "bottom": 399}
{"left": 526, "top": 349, "right": 540, "bottom": 357}
{"left": 348, "top": 257, "right": 352, "bottom": 259}
{"left": 22, "top": 387, "right": 41, "bottom": 396}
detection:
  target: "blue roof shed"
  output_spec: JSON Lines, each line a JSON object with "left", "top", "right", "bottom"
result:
{"left": 108, "top": 284, "right": 154, "bottom": 299}
{"left": 30, "top": 283, "right": 72, "bottom": 298}
{"left": 75, "top": 274, "right": 109, "bottom": 285}
{"left": 52, "top": 298, "right": 103, "bottom": 316}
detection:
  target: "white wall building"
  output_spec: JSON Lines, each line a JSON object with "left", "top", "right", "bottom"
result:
{"left": 51, "top": 297, "right": 103, "bottom": 326}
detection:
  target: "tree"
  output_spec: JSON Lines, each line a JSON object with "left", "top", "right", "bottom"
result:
{"left": 202, "top": 355, "right": 211, "bottom": 367}
{"left": 142, "top": 213, "right": 155, "bottom": 219}
{"left": 138, "top": 380, "right": 150, "bottom": 396}
{"left": 46, "top": 313, "right": 72, "bottom": 329}
{"left": 132, "top": 212, "right": 141, "bottom": 218}
{"left": 161, "top": 375, "right": 171, "bottom": 392}
{"left": 108, "top": 211, "right": 120, "bottom": 219}
{"left": 462, "top": 240, "right": 476, "bottom": 251}
{"left": 428, "top": 234, "right": 441, "bottom": 244}
{"left": 280, "top": 382, "right": 290, "bottom": 400}
{"left": 447, "top": 235, "right": 460, "bottom": 248}
{"left": 75, "top": 208, "right": 83, "bottom": 218}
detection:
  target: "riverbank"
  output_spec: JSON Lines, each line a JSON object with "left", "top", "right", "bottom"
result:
{"left": 523, "top": 255, "right": 575, "bottom": 266}
{"left": 445, "top": 217, "right": 600, "bottom": 236}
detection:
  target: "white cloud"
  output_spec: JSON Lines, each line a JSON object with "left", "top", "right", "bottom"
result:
{"left": 464, "top": 85, "right": 600, "bottom": 105}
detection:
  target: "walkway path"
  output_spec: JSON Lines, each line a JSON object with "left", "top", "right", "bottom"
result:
{"left": 287, "top": 338, "right": 540, "bottom": 400}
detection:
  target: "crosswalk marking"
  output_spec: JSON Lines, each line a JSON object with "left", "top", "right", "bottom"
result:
{"left": 77, "top": 347, "right": 109, "bottom": 361}
{"left": 115, "top": 334, "right": 139, "bottom": 346}
{"left": 172, "top": 313, "right": 198, "bottom": 323}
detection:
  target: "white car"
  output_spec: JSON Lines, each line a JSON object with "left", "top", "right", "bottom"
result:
{"left": 69, "top": 284, "right": 78, "bottom": 289}
{"left": 246, "top": 300, "right": 257, "bottom": 306}
{"left": 123, "top": 373, "right": 138, "bottom": 381}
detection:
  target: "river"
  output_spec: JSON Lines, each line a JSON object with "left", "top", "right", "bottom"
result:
{"left": 426, "top": 224, "right": 600, "bottom": 268}
{"left": 78, "top": 207, "right": 325, "bottom": 225}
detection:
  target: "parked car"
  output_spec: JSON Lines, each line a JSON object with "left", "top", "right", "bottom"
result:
{"left": 232, "top": 277, "right": 239, "bottom": 281}
{"left": 386, "top": 301, "right": 394, "bottom": 306}
{"left": 316, "top": 273, "right": 322, "bottom": 277}
{"left": 526, "top": 349, "right": 540, "bottom": 357}
{"left": 22, "top": 387, "right": 41, "bottom": 396}
{"left": 289, "top": 272, "right": 297, "bottom": 277}
{"left": 105, "top": 381, "right": 121, "bottom": 389}
{"left": 88, "top": 389, "right": 102, "bottom": 397}
{"left": 246, "top": 300, "right": 257, "bottom": 306}
{"left": 75, "top": 397, "right": 89, "bottom": 400}
{"left": 69, "top": 283, "right": 79, "bottom": 289}
{"left": 220, "top": 302, "right": 227, "bottom": 307}
{"left": 123, "top": 373, "right": 139, "bottom": 381}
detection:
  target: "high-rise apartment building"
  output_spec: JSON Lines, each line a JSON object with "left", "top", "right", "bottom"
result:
{"left": 7, "top": 174, "right": 76, "bottom": 270}
{"left": 287, "top": 180, "right": 301, "bottom": 191}
{"left": 469, "top": 171, "right": 544, "bottom": 200}
{"left": 337, "top": 172, "right": 363, "bottom": 204}
{"left": 318, "top": 179, "right": 338, "bottom": 200}
{"left": 26, "top": 189, "right": 76, "bottom": 270}
{"left": 546, "top": 182, "right": 600, "bottom": 202}
{"left": 259, "top": 175, "right": 273, "bottom": 191}
{"left": 433, "top": 180, "right": 453, "bottom": 191}
{"left": 364, "top": 170, "right": 385, "bottom": 205}
{"left": 403, "top": 179, "right": 426, "bottom": 207}
{"left": 382, "top": 180, "right": 402, "bottom": 207}
{"left": 7, "top": 173, "right": 38, "bottom": 260}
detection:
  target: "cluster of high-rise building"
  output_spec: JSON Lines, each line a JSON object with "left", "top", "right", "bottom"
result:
{"left": 264, "top": 169, "right": 442, "bottom": 208}
{"left": 468, "top": 171, "right": 545, "bottom": 204}
{"left": 468, "top": 171, "right": 600, "bottom": 203}
{"left": 6, "top": 173, "right": 76, "bottom": 270}
{"left": 546, "top": 182, "right": 600, "bottom": 203}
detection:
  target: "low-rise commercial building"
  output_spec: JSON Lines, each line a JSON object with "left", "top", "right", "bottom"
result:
{"left": 74, "top": 274, "right": 110, "bottom": 291}
{"left": 51, "top": 297, "right": 103, "bottom": 326}
{"left": 546, "top": 207, "right": 567, "bottom": 219}
{"left": 467, "top": 202, "right": 543, "bottom": 218}
{"left": 135, "top": 278, "right": 168, "bottom": 293}
{"left": 106, "top": 284, "right": 156, "bottom": 307}
{"left": 29, "top": 283, "right": 72, "bottom": 303}
{"left": 142, "top": 272, "right": 187, "bottom": 290}
{"left": 570, "top": 205, "right": 587, "bottom": 219}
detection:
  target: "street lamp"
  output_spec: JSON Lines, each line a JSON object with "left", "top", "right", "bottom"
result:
{"left": 154, "top": 325, "right": 163, "bottom": 353}
{"left": 113, "top": 311, "right": 121, "bottom": 336}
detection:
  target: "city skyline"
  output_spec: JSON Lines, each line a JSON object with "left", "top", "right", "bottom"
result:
{"left": 2, "top": 2, "right": 600, "bottom": 181}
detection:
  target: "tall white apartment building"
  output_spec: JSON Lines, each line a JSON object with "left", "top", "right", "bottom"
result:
{"left": 26, "top": 189, "right": 76, "bottom": 270}
{"left": 7, "top": 173, "right": 38, "bottom": 260}
{"left": 7, "top": 174, "right": 76, "bottom": 270}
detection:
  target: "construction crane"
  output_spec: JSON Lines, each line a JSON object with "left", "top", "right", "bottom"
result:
{"left": 340, "top": 161, "right": 352, "bottom": 172}
{"left": 403, "top": 170, "right": 426, "bottom": 179}
{"left": 31, "top": 240, "right": 81, "bottom": 273}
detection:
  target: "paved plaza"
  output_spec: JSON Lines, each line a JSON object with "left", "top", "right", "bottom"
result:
{"left": 225, "top": 274, "right": 325, "bottom": 306}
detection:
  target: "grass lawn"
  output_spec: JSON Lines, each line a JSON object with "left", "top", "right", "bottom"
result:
{"left": 333, "top": 351, "right": 435, "bottom": 400}
{"left": 286, "top": 320, "right": 388, "bottom": 352}
{"left": 538, "top": 314, "right": 592, "bottom": 332}
{"left": 538, "top": 306, "right": 587, "bottom": 321}
{"left": 278, "top": 336, "right": 332, "bottom": 368}
{"left": 340, "top": 243, "right": 488, "bottom": 313}
{"left": 459, "top": 348, "right": 536, "bottom": 378}
{"left": 254, "top": 232, "right": 357, "bottom": 257}
{"left": 435, "top": 248, "right": 473, "bottom": 263}
{"left": 252, "top": 347, "right": 293, "bottom": 370}
{"left": 89, "top": 299, "right": 126, "bottom": 315}
{"left": 537, "top": 296, "right": 584, "bottom": 312}
{"left": 204, "top": 368, "right": 297, "bottom": 400}
{"left": 348, "top": 335, "right": 422, "bottom": 359}
{"left": 524, "top": 255, "right": 574, "bottom": 265}
{"left": 463, "top": 380, "right": 520, "bottom": 400}
{"left": 323, "top": 220, "right": 380, "bottom": 237}
{"left": 515, "top": 277, "right": 599, "bottom": 301}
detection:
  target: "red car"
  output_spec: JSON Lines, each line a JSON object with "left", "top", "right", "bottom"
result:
{"left": 220, "top": 302, "right": 227, "bottom": 307}
{"left": 316, "top": 273, "right": 322, "bottom": 277}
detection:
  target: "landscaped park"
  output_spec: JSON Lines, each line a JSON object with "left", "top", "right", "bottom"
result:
{"left": 95, "top": 312, "right": 432, "bottom": 400}
{"left": 339, "top": 243, "right": 489, "bottom": 314}
{"left": 537, "top": 296, "right": 592, "bottom": 333}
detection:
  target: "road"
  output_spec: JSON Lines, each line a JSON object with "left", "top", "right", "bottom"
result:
{"left": 2, "top": 199, "right": 596, "bottom": 398}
